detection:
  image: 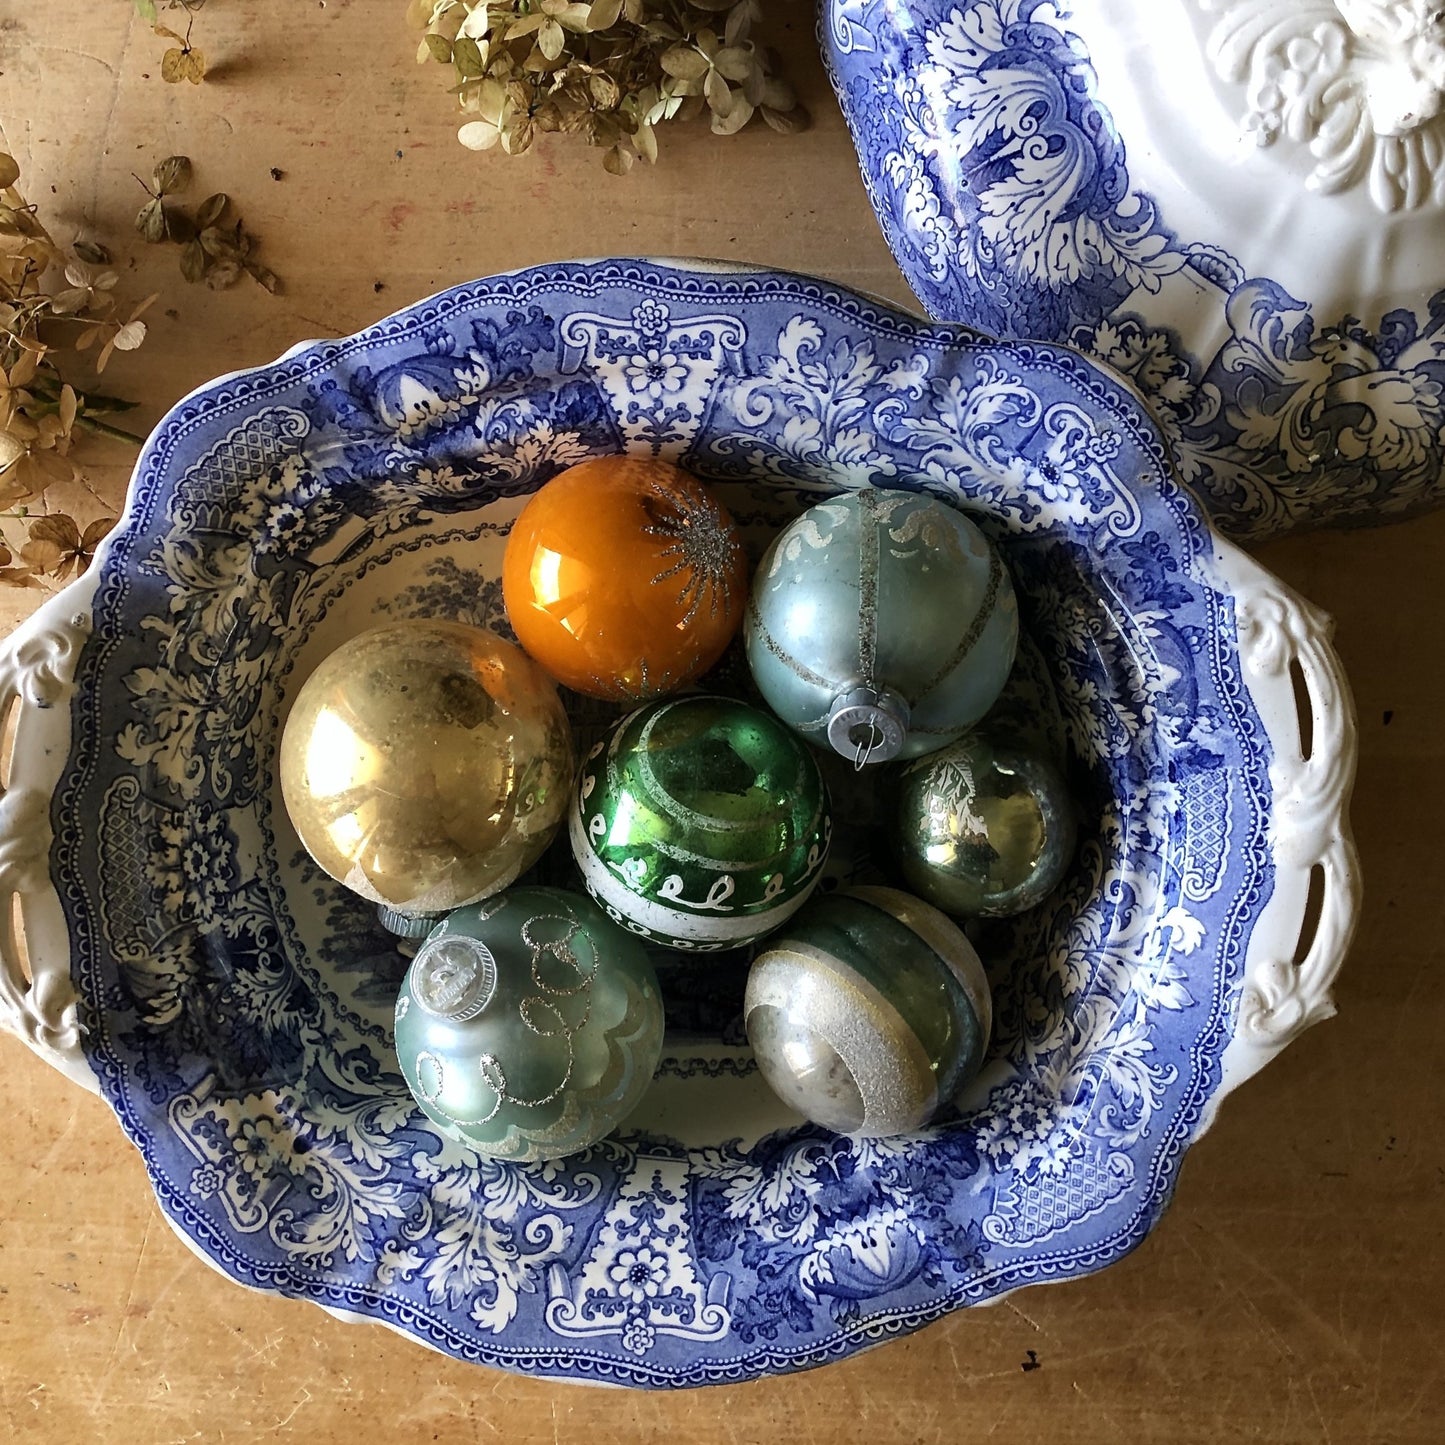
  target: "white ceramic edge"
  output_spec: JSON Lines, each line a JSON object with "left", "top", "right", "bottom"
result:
{"left": 0, "top": 566, "right": 102, "bottom": 1094}
{"left": 0, "top": 311, "right": 304, "bottom": 1097}
{"left": 1055, "top": 319, "right": 1363, "bottom": 1103}
{"left": 1207, "top": 535, "right": 1362, "bottom": 1101}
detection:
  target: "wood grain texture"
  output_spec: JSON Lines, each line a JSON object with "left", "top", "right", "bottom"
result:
{"left": 1, "top": 4, "right": 1441, "bottom": 1441}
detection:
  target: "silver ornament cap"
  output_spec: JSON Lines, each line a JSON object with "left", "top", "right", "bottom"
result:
{"left": 825, "top": 686, "right": 910, "bottom": 768}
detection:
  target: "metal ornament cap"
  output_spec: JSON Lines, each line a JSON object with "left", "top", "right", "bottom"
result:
{"left": 375, "top": 904, "right": 444, "bottom": 940}
{"left": 744, "top": 489, "right": 1019, "bottom": 763}
{"left": 410, "top": 935, "right": 498, "bottom": 1022}
{"left": 825, "top": 686, "right": 909, "bottom": 767}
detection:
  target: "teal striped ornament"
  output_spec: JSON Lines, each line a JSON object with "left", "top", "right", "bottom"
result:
{"left": 744, "top": 489, "right": 1018, "bottom": 766}
{"left": 393, "top": 887, "right": 664, "bottom": 1162}
{"left": 569, "top": 695, "right": 831, "bottom": 951}
{"left": 744, "top": 886, "right": 992, "bottom": 1136}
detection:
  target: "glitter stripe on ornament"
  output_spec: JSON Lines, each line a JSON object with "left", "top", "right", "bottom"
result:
{"left": 746, "top": 941, "right": 940, "bottom": 1134}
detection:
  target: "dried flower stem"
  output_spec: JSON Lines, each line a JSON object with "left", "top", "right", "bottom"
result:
{"left": 72, "top": 414, "right": 147, "bottom": 445}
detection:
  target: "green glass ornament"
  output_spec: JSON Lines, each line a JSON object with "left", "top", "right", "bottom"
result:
{"left": 744, "top": 886, "right": 991, "bottom": 1136}
{"left": 393, "top": 887, "right": 664, "bottom": 1162}
{"left": 745, "top": 489, "right": 1018, "bottom": 766}
{"left": 894, "top": 733, "right": 1077, "bottom": 917}
{"left": 568, "top": 694, "right": 831, "bottom": 951}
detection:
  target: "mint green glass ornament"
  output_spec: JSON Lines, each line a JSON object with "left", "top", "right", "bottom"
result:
{"left": 393, "top": 887, "right": 664, "bottom": 1162}
{"left": 744, "top": 886, "right": 992, "bottom": 1136}
{"left": 745, "top": 489, "right": 1019, "bottom": 766}
{"left": 569, "top": 694, "right": 831, "bottom": 951}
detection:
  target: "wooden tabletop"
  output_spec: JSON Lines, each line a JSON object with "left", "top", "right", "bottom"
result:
{"left": 2, "top": 4, "right": 1440, "bottom": 1440}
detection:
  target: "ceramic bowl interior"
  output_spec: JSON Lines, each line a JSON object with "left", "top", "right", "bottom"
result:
{"left": 26, "top": 261, "right": 1318, "bottom": 1385}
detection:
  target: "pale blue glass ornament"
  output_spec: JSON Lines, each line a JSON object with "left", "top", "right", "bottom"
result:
{"left": 745, "top": 490, "right": 1018, "bottom": 766}
{"left": 393, "top": 887, "right": 664, "bottom": 1162}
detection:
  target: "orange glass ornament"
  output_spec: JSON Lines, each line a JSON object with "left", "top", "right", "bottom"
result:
{"left": 502, "top": 456, "right": 748, "bottom": 702}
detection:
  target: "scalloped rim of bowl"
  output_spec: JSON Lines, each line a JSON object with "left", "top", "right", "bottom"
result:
{"left": 0, "top": 257, "right": 1360, "bottom": 1387}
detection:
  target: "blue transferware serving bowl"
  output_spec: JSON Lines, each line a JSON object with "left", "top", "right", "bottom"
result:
{"left": 823, "top": 0, "right": 1445, "bottom": 541}
{"left": 0, "top": 259, "right": 1358, "bottom": 1386}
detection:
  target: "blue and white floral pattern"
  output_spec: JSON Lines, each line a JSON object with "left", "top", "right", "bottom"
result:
{"left": 54, "top": 260, "right": 1273, "bottom": 1386}
{"left": 823, "top": 0, "right": 1445, "bottom": 537}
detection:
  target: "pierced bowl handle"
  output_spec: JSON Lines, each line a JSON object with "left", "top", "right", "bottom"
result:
{"left": 0, "top": 579, "right": 100, "bottom": 1094}
{"left": 1213, "top": 541, "right": 1362, "bottom": 1092}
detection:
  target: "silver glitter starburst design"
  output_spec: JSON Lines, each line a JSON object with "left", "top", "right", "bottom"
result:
{"left": 643, "top": 479, "right": 743, "bottom": 626}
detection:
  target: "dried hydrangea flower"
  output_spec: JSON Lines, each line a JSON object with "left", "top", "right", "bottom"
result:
{"left": 1, "top": 151, "right": 158, "bottom": 587}
{"left": 409, "top": 0, "right": 810, "bottom": 171}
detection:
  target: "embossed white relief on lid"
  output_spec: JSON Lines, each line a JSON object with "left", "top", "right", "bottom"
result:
{"left": 1201, "top": 0, "right": 1445, "bottom": 210}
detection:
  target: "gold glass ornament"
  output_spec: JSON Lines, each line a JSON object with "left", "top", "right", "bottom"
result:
{"left": 279, "top": 621, "right": 574, "bottom": 917}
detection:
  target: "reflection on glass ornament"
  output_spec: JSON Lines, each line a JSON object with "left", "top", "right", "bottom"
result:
{"left": 895, "top": 732, "right": 1077, "bottom": 918}
{"left": 502, "top": 455, "right": 749, "bottom": 702}
{"left": 744, "top": 885, "right": 991, "bottom": 1137}
{"left": 569, "top": 694, "right": 831, "bottom": 951}
{"left": 392, "top": 887, "right": 665, "bottom": 1162}
{"left": 745, "top": 488, "right": 1017, "bottom": 767}
{"left": 279, "top": 620, "right": 574, "bottom": 917}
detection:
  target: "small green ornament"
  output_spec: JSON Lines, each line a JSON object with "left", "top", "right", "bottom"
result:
{"left": 393, "top": 887, "right": 664, "bottom": 1162}
{"left": 894, "top": 732, "right": 1077, "bottom": 917}
{"left": 744, "top": 886, "right": 992, "bottom": 1136}
{"left": 568, "top": 694, "right": 831, "bottom": 951}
